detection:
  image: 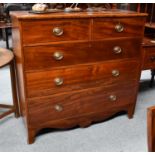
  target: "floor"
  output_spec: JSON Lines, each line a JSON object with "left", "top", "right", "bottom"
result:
{"left": 0, "top": 39, "right": 155, "bottom": 152}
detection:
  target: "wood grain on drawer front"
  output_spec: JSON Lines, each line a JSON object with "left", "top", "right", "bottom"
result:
{"left": 93, "top": 17, "right": 145, "bottom": 39}
{"left": 28, "top": 83, "right": 136, "bottom": 127}
{"left": 142, "top": 47, "right": 155, "bottom": 70}
{"left": 25, "top": 60, "right": 140, "bottom": 98}
{"left": 24, "top": 38, "right": 141, "bottom": 71}
{"left": 21, "top": 19, "right": 90, "bottom": 44}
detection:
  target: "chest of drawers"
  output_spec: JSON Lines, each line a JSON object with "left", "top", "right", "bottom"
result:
{"left": 11, "top": 10, "right": 147, "bottom": 144}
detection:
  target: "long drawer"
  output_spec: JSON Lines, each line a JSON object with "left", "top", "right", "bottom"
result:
{"left": 24, "top": 38, "right": 141, "bottom": 71}
{"left": 21, "top": 19, "right": 90, "bottom": 45}
{"left": 25, "top": 60, "right": 140, "bottom": 98}
{"left": 93, "top": 17, "right": 145, "bottom": 39}
{"left": 28, "top": 82, "right": 137, "bottom": 127}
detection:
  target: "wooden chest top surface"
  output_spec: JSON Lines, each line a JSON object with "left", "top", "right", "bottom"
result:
{"left": 10, "top": 10, "right": 147, "bottom": 20}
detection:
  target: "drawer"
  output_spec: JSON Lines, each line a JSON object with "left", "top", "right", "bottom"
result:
{"left": 142, "top": 47, "right": 155, "bottom": 70}
{"left": 26, "top": 60, "right": 140, "bottom": 98}
{"left": 21, "top": 19, "right": 90, "bottom": 44}
{"left": 93, "top": 17, "right": 145, "bottom": 39}
{"left": 24, "top": 38, "right": 141, "bottom": 71}
{"left": 28, "top": 83, "right": 136, "bottom": 127}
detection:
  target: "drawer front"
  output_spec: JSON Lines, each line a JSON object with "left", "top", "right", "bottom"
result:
{"left": 93, "top": 17, "right": 145, "bottom": 39}
{"left": 28, "top": 83, "right": 137, "bottom": 126}
{"left": 22, "top": 19, "right": 90, "bottom": 44}
{"left": 143, "top": 47, "right": 155, "bottom": 70}
{"left": 24, "top": 38, "right": 141, "bottom": 71}
{"left": 26, "top": 60, "right": 140, "bottom": 98}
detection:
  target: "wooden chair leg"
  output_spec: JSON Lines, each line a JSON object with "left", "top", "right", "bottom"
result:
{"left": 9, "top": 60, "right": 20, "bottom": 118}
{"left": 150, "top": 69, "right": 155, "bottom": 88}
{"left": 0, "top": 105, "right": 15, "bottom": 119}
{"left": 147, "top": 106, "right": 155, "bottom": 152}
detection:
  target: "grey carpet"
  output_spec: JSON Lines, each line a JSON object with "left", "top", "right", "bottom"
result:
{"left": 0, "top": 39, "right": 155, "bottom": 152}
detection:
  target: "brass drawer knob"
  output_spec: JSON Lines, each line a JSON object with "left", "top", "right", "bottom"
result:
{"left": 109, "top": 95, "right": 117, "bottom": 101}
{"left": 54, "top": 104, "right": 63, "bottom": 112}
{"left": 54, "top": 77, "right": 63, "bottom": 86}
{"left": 115, "top": 23, "right": 124, "bottom": 32}
{"left": 112, "top": 70, "right": 120, "bottom": 77}
{"left": 53, "top": 27, "right": 64, "bottom": 36}
{"left": 53, "top": 51, "right": 63, "bottom": 60}
{"left": 113, "top": 46, "right": 122, "bottom": 54}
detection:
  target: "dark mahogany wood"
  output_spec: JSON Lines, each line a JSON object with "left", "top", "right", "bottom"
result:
{"left": 22, "top": 19, "right": 91, "bottom": 45}
{"left": 28, "top": 83, "right": 137, "bottom": 127}
{"left": 10, "top": 10, "right": 147, "bottom": 144}
{"left": 142, "top": 46, "right": 155, "bottom": 70}
{"left": 24, "top": 38, "right": 142, "bottom": 72}
{"left": 93, "top": 17, "right": 146, "bottom": 39}
{"left": 147, "top": 106, "right": 155, "bottom": 152}
{"left": 26, "top": 60, "right": 140, "bottom": 98}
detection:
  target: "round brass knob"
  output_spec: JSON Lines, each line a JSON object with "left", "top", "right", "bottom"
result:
{"left": 53, "top": 27, "right": 63, "bottom": 36}
{"left": 109, "top": 95, "right": 117, "bottom": 101}
{"left": 112, "top": 70, "right": 120, "bottom": 77}
{"left": 54, "top": 77, "right": 63, "bottom": 86}
{"left": 115, "top": 23, "right": 124, "bottom": 33}
{"left": 53, "top": 51, "right": 63, "bottom": 60}
{"left": 54, "top": 104, "right": 63, "bottom": 112}
{"left": 113, "top": 46, "right": 122, "bottom": 54}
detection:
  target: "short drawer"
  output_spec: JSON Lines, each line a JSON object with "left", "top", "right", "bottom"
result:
{"left": 28, "top": 83, "right": 136, "bottom": 127}
{"left": 24, "top": 38, "right": 141, "bottom": 71}
{"left": 25, "top": 60, "right": 140, "bottom": 98}
{"left": 21, "top": 19, "right": 90, "bottom": 44}
{"left": 93, "top": 17, "right": 145, "bottom": 39}
{"left": 142, "top": 47, "right": 155, "bottom": 70}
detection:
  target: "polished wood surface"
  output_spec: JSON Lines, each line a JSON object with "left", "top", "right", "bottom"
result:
{"left": 24, "top": 38, "right": 141, "bottom": 71}
{"left": 11, "top": 10, "right": 146, "bottom": 144}
{"left": 0, "top": 48, "right": 14, "bottom": 67}
{"left": 142, "top": 36, "right": 155, "bottom": 70}
{"left": 93, "top": 17, "right": 145, "bottom": 39}
{"left": 10, "top": 10, "right": 147, "bottom": 19}
{"left": 22, "top": 19, "right": 90, "bottom": 45}
{"left": 147, "top": 106, "right": 155, "bottom": 152}
{"left": 142, "top": 47, "right": 155, "bottom": 70}
{"left": 26, "top": 60, "right": 140, "bottom": 98}
{"left": 28, "top": 83, "right": 137, "bottom": 127}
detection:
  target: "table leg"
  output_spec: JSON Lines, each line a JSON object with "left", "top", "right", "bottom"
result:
{"left": 1, "top": 28, "right": 9, "bottom": 49}
{"left": 10, "top": 59, "right": 20, "bottom": 117}
{"left": 5, "top": 28, "right": 9, "bottom": 49}
{"left": 150, "top": 69, "right": 155, "bottom": 88}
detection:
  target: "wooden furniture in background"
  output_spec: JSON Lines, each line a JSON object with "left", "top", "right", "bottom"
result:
{"left": 142, "top": 36, "right": 155, "bottom": 87}
{"left": 140, "top": 3, "right": 155, "bottom": 87}
{"left": 147, "top": 106, "right": 155, "bottom": 152}
{"left": 0, "top": 48, "right": 20, "bottom": 119}
{"left": 0, "top": 22, "right": 12, "bottom": 49}
{"left": 11, "top": 10, "right": 147, "bottom": 144}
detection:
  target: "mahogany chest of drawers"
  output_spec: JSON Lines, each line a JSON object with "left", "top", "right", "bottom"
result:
{"left": 11, "top": 10, "right": 147, "bottom": 144}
